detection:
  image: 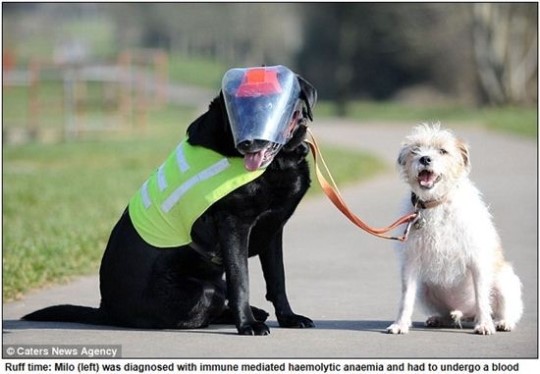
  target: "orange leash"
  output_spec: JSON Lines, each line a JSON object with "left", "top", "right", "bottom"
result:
{"left": 305, "top": 128, "right": 418, "bottom": 242}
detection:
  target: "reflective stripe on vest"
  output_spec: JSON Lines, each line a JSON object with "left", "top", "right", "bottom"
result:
{"left": 128, "top": 139, "right": 265, "bottom": 248}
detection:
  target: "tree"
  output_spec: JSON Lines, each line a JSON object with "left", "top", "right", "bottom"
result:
{"left": 297, "top": 4, "right": 452, "bottom": 113}
{"left": 472, "top": 3, "right": 537, "bottom": 105}
{"left": 107, "top": 3, "right": 302, "bottom": 67}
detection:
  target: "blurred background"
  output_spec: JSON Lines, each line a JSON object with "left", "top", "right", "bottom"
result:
{"left": 3, "top": 2, "right": 537, "bottom": 142}
{"left": 2, "top": 3, "right": 537, "bottom": 300}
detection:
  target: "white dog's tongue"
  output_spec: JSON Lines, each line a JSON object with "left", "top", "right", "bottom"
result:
{"left": 244, "top": 151, "right": 265, "bottom": 171}
{"left": 419, "top": 170, "right": 437, "bottom": 188}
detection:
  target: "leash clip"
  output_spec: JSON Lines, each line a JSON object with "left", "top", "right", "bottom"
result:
{"left": 413, "top": 210, "right": 426, "bottom": 230}
{"left": 399, "top": 210, "right": 423, "bottom": 242}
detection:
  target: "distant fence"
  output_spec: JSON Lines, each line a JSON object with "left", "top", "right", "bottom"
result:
{"left": 3, "top": 49, "right": 168, "bottom": 144}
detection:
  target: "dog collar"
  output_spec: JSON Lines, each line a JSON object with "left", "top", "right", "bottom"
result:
{"left": 411, "top": 193, "right": 447, "bottom": 210}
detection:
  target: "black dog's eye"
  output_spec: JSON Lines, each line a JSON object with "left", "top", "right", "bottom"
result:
{"left": 439, "top": 148, "right": 448, "bottom": 155}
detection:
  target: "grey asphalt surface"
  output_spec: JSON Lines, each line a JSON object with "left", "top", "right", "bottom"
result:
{"left": 2, "top": 120, "right": 537, "bottom": 359}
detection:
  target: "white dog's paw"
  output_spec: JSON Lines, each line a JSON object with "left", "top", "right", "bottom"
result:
{"left": 474, "top": 321, "right": 496, "bottom": 335}
{"left": 495, "top": 320, "right": 515, "bottom": 332}
{"left": 386, "top": 322, "right": 410, "bottom": 334}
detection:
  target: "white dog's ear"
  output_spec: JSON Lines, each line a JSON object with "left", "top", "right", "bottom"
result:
{"left": 397, "top": 145, "right": 409, "bottom": 166}
{"left": 457, "top": 139, "right": 470, "bottom": 170}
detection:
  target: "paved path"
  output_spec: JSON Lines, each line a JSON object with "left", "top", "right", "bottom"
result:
{"left": 3, "top": 120, "right": 537, "bottom": 360}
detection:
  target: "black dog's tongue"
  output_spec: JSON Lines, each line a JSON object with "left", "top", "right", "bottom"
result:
{"left": 244, "top": 151, "right": 265, "bottom": 171}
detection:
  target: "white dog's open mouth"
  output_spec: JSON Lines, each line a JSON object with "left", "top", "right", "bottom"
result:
{"left": 418, "top": 170, "right": 440, "bottom": 189}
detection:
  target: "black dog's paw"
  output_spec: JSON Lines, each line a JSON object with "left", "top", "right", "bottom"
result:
{"left": 251, "top": 306, "right": 270, "bottom": 322}
{"left": 278, "top": 314, "right": 315, "bottom": 328}
{"left": 238, "top": 321, "right": 270, "bottom": 336}
{"left": 213, "top": 305, "right": 269, "bottom": 325}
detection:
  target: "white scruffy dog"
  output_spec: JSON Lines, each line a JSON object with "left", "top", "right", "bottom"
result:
{"left": 387, "top": 124, "right": 523, "bottom": 335}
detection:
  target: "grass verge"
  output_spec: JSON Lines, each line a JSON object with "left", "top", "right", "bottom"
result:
{"left": 316, "top": 101, "right": 537, "bottom": 139}
{"left": 2, "top": 105, "right": 385, "bottom": 301}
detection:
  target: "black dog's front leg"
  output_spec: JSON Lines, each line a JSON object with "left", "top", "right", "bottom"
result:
{"left": 259, "top": 229, "right": 314, "bottom": 329}
{"left": 219, "top": 218, "right": 270, "bottom": 336}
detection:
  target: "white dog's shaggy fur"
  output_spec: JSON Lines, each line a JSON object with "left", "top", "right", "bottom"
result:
{"left": 387, "top": 124, "right": 523, "bottom": 335}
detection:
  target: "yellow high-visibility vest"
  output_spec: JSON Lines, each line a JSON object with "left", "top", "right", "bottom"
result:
{"left": 128, "top": 139, "right": 265, "bottom": 248}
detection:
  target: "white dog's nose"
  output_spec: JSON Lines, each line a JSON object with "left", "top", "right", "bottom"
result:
{"left": 419, "top": 156, "right": 432, "bottom": 166}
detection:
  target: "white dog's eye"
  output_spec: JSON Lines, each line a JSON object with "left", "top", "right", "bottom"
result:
{"left": 439, "top": 148, "right": 448, "bottom": 155}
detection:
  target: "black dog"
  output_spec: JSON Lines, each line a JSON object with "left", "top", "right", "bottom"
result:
{"left": 24, "top": 75, "right": 317, "bottom": 336}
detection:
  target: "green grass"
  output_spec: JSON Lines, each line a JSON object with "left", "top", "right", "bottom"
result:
{"left": 2, "top": 104, "right": 384, "bottom": 301}
{"left": 3, "top": 83, "right": 65, "bottom": 130}
{"left": 316, "top": 101, "right": 537, "bottom": 139}
{"left": 168, "top": 54, "right": 227, "bottom": 88}
{"left": 306, "top": 146, "right": 385, "bottom": 198}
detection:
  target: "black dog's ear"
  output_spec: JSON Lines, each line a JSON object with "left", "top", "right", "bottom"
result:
{"left": 297, "top": 75, "right": 317, "bottom": 121}
{"left": 217, "top": 91, "right": 230, "bottom": 125}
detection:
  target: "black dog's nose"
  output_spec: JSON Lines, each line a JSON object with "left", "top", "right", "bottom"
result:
{"left": 419, "top": 156, "right": 432, "bottom": 166}
{"left": 237, "top": 139, "right": 269, "bottom": 154}
{"left": 237, "top": 140, "right": 254, "bottom": 153}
